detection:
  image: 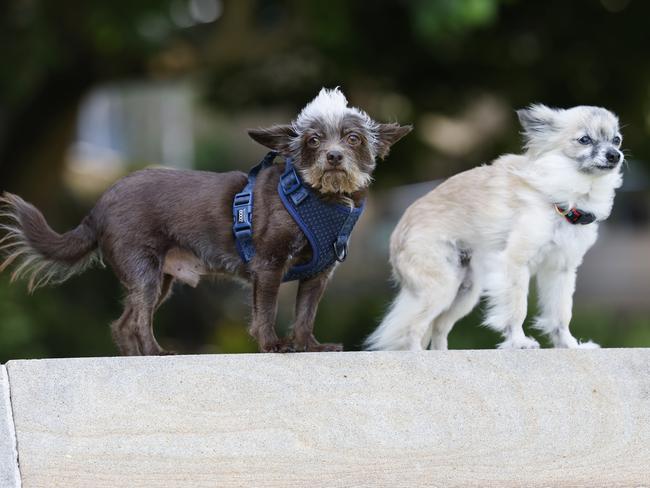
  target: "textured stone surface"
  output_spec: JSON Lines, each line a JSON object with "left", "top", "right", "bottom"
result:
{"left": 6, "top": 350, "right": 650, "bottom": 488}
{"left": 0, "top": 365, "right": 20, "bottom": 488}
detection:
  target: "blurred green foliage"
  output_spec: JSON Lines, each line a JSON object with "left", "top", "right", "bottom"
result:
{"left": 1, "top": 0, "right": 649, "bottom": 361}
{"left": 412, "top": 0, "right": 498, "bottom": 43}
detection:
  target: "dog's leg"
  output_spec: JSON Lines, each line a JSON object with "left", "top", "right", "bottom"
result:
{"left": 110, "top": 304, "right": 140, "bottom": 355}
{"left": 374, "top": 287, "right": 458, "bottom": 351}
{"left": 250, "top": 268, "right": 286, "bottom": 352}
{"left": 129, "top": 277, "right": 176, "bottom": 356}
{"left": 110, "top": 274, "right": 175, "bottom": 356}
{"left": 430, "top": 280, "right": 481, "bottom": 350}
{"left": 365, "top": 263, "right": 460, "bottom": 351}
{"left": 534, "top": 266, "right": 599, "bottom": 349}
{"left": 290, "top": 273, "right": 342, "bottom": 352}
{"left": 111, "top": 283, "right": 170, "bottom": 356}
{"left": 111, "top": 256, "right": 173, "bottom": 356}
{"left": 485, "top": 259, "right": 539, "bottom": 349}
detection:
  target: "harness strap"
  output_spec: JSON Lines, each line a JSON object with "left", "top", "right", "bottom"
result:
{"left": 279, "top": 165, "right": 310, "bottom": 206}
{"left": 334, "top": 211, "right": 359, "bottom": 262}
{"left": 233, "top": 153, "right": 365, "bottom": 282}
{"left": 233, "top": 151, "right": 278, "bottom": 262}
{"left": 278, "top": 158, "right": 364, "bottom": 281}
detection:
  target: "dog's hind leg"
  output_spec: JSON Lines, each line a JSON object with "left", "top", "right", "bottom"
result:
{"left": 110, "top": 252, "right": 171, "bottom": 356}
{"left": 429, "top": 279, "right": 481, "bottom": 350}
{"left": 112, "top": 289, "right": 168, "bottom": 356}
{"left": 111, "top": 280, "right": 171, "bottom": 356}
{"left": 366, "top": 250, "right": 462, "bottom": 351}
{"left": 110, "top": 304, "right": 140, "bottom": 355}
{"left": 429, "top": 249, "right": 481, "bottom": 350}
{"left": 366, "top": 285, "right": 458, "bottom": 351}
{"left": 130, "top": 278, "right": 174, "bottom": 356}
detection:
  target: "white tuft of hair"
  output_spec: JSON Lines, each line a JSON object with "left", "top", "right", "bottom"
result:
{"left": 293, "top": 87, "right": 378, "bottom": 137}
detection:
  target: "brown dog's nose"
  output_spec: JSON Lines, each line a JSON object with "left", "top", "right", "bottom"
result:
{"left": 326, "top": 150, "right": 343, "bottom": 166}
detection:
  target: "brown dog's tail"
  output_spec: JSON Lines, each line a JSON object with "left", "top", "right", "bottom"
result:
{"left": 0, "top": 192, "right": 101, "bottom": 292}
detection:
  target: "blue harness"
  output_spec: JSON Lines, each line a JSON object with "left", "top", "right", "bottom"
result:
{"left": 232, "top": 151, "right": 365, "bottom": 282}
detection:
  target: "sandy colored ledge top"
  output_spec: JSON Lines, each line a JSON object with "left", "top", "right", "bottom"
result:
{"left": 4, "top": 349, "right": 650, "bottom": 488}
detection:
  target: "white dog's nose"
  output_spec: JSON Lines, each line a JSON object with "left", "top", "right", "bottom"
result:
{"left": 606, "top": 149, "right": 621, "bottom": 164}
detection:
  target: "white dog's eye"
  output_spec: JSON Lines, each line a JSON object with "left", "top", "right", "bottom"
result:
{"left": 613, "top": 136, "right": 621, "bottom": 145}
{"left": 578, "top": 135, "right": 592, "bottom": 145}
{"left": 307, "top": 136, "right": 321, "bottom": 148}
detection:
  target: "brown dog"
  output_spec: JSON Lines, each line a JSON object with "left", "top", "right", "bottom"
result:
{"left": 0, "top": 88, "right": 411, "bottom": 355}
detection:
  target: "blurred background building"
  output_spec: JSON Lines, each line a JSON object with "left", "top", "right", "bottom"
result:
{"left": 1, "top": 0, "right": 649, "bottom": 360}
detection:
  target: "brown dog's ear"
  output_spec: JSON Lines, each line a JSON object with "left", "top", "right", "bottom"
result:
{"left": 247, "top": 125, "right": 298, "bottom": 153}
{"left": 374, "top": 123, "right": 412, "bottom": 159}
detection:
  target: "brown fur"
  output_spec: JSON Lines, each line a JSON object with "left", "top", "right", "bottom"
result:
{"left": 0, "top": 93, "right": 411, "bottom": 355}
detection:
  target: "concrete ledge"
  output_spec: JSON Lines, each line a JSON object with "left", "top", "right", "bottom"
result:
{"left": 4, "top": 350, "right": 650, "bottom": 487}
{"left": 0, "top": 365, "right": 20, "bottom": 488}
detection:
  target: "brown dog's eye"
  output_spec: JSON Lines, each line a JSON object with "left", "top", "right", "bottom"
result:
{"left": 307, "top": 136, "right": 320, "bottom": 148}
{"left": 347, "top": 133, "right": 361, "bottom": 146}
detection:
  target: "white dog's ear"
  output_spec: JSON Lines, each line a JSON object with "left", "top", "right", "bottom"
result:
{"left": 516, "top": 104, "right": 558, "bottom": 142}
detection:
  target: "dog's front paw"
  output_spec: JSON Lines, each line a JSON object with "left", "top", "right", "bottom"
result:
{"left": 575, "top": 340, "right": 600, "bottom": 349}
{"left": 498, "top": 336, "right": 540, "bottom": 350}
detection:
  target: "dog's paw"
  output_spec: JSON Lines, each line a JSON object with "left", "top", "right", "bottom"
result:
{"left": 498, "top": 336, "right": 540, "bottom": 350}
{"left": 260, "top": 340, "right": 296, "bottom": 353}
{"left": 575, "top": 340, "right": 600, "bottom": 349}
{"left": 307, "top": 342, "right": 344, "bottom": 352}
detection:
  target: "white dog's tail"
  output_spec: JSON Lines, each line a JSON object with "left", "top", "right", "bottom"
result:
{"left": 365, "top": 288, "right": 431, "bottom": 351}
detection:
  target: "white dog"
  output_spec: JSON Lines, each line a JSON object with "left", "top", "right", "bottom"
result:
{"left": 366, "top": 105, "right": 623, "bottom": 350}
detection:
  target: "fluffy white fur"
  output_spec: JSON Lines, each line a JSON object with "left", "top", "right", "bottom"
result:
{"left": 366, "top": 105, "right": 623, "bottom": 350}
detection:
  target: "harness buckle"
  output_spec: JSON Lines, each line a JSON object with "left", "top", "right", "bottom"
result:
{"left": 290, "top": 187, "right": 309, "bottom": 205}
{"left": 333, "top": 240, "right": 348, "bottom": 262}
{"left": 234, "top": 191, "right": 252, "bottom": 207}
{"left": 281, "top": 170, "right": 302, "bottom": 195}
{"left": 233, "top": 191, "right": 252, "bottom": 232}
{"left": 236, "top": 227, "right": 252, "bottom": 241}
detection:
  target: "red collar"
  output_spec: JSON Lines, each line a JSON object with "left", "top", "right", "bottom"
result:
{"left": 554, "top": 204, "right": 597, "bottom": 225}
